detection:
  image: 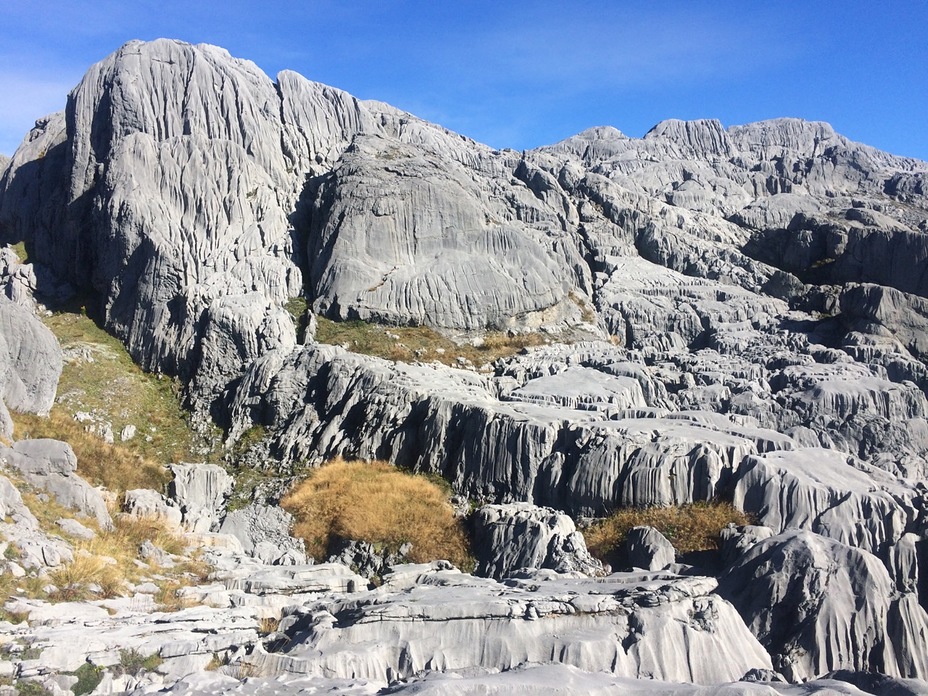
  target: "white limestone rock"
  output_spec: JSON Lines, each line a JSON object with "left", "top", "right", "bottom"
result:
{"left": 225, "top": 340, "right": 805, "bottom": 517}
{"left": 471, "top": 503, "right": 604, "bottom": 579}
{"left": 0, "top": 297, "right": 62, "bottom": 414}
{"left": 255, "top": 567, "right": 771, "bottom": 686}
{"left": 0, "top": 473, "right": 73, "bottom": 568}
{"left": 1, "top": 439, "right": 112, "bottom": 530}
{"left": 732, "top": 448, "right": 916, "bottom": 559}
{"left": 719, "top": 524, "right": 775, "bottom": 567}
{"left": 0, "top": 396, "right": 11, "bottom": 439}
{"left": 505, "top": 365, "right": 648, "bottom": 412}
{"left": 626, "top": 526, "right": 676, "bottom": 571}
{"left": 218, "top": 502, "right": 306, "bottom": 564}
{"left": 167, "top": 463, "right": 234, "bottom": 533}
{"left": 308, "top": 134, "right": 577, "bottom": 331}
{"left": 717, "top": 530, "right": 928, "bottom": 682}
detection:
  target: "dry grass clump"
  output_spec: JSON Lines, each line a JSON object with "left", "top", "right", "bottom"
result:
{"left": 583, "top": 501, "right": 752, "bottom": 560}
{"left": 4, "top": 482, "right": 197, "bottom": 605}
{"left": 102, "top": 514, "right": 188, "bottom": 558}
{"left": 49, "top": 553, "right": 123, "bottom": 601}
{"left": 314, "top": 316, "right": 548, "bottom": 367}
{"left": 43, "top": 513, "right": 189, "bottom": 601}
{"left": 281, "top": 458, "right": 471, "bottom": 568}
{"left": 12, "top": 411, "right": 169, "bottom": 495}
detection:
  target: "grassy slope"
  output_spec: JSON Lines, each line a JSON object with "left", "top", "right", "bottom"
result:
{"left": 12, "top": 307, "right": 218, "bottom": 493}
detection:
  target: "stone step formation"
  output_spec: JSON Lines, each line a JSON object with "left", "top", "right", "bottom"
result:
{"left": 1, "top": 37, "right": 928, "bottom": 694}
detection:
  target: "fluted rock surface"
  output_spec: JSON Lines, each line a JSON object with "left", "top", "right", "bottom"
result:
{"left": 717, "top": 530, "right": 928, "bottom": 682}
{"left": 732, "top": 449, "right": 918, "bottom": 559}
{"left": 1, "top": 439, "right": 113, "bottom": 530}
{"left": 471, "top": 503, "right": 603, "bottom": 578}
{"left": 0, "top": 297, "right": 62, "bottom": 415}
{"left": 256, "top": 565, "right": 771, "bottom": 686}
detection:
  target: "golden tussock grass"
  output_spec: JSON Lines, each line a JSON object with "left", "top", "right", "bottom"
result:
{"left": 104, "top": 514, "right": 188, "bottom": 558}
{"left": 45, "top": 513, "right": 190, "bottom": 602}
{"left": 12, "top": 411, "right": 169, "bottom": 495}
{"left": 49, "top": 553, "right": 123, "bottom": 601}
{"left": 281, "top": 458, "right": 472, "bottom": 569}
{"left": 583, "top": 501, "right": 752, "bottom": 560}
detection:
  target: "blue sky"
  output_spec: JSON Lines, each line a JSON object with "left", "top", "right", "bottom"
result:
{"left": 2, "top": 1, "right": 927, "bottom": 161}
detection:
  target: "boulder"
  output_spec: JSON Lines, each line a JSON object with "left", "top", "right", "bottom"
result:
{"left": 218, "top": 502, "right": 306, "bottom": 564}
{"left": 626, "top": 526, "right": 676, "bottom": 571}
{"left": 168, "top": 463, "right": 234, "bottom": 533}
{"left": 0, "top": 474, "right": 73, "bottom": 568}
{"left": 2, "top": 439, "right": 112, "bottom": 529}
{"left": 472, "top": 503, "right": 604, "bottom": 579}
{"left": 718, "top": 524, "right": 775, "bottom": 568}
{"left": 717, "top": 530, "right": 928, "bottom": 681}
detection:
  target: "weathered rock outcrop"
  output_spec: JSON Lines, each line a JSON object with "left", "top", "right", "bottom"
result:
{"left": 2, "top": 38, "right": 928, "bottom": 692}
{"left": 167, "top": 463, "right": 233, "bottom": 533}
{"left": 1, "top": 439, "right": 112, "bottom": 530}
{"left": 717, "top": 530, "right": 928, "bottom": 682}
{"left": 732, "top": 449, "right": 917, "bottom": 559}
{"left": 256, "top": 565, "right": 772, "bottom": 685}
{"left": 0, "top": 472, "right": 73, "bottom": 568}
{"left": 218, "top": 502, "right": 306, "bottom": 565}
{"left": 471, "top": 503, "right": 603, "bottom": 578}
{"left": 0, "top": 297, "right": 62, "bottom": 416}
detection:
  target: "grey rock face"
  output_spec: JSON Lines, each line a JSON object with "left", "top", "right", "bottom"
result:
{"left": 325, "top": 539, "right": 409, "bottom": 579}
{"left": 732, "top": 448, "right": 916, "bottom": 559}
{"left": 0, "top": 473, "right": 73, "bottom": 568}
{"left": 225, "top": 342, "right": 802, "bottom": 517}
{"left": 256, "top": 567, "right": 771, "bottom": 685}
{"left": 1, "top": 439, "right": 112, "bottom": 529}
{"left": 3, "top": 39, "right": 928, "bottom": 692}
{"left": 717, "top": 530, "right": 928, "bottom": 682}
{"left": 626, "top": 526, "right": 676, "bottom": 571}
{"left": 308, "top": 134, "right": 578, "bottom": 331}
{"left": 719, "top": 524, "right": 775, "bottom": 567}
{"left": 471, "top": 503, "right": 604, "bottom": 579}
{"left": 0, "top": 297, "right": 62, "bottom": 414}
{"left": 0, "top": 397, "right": 11, "bottom": 439}
{"left": 218, "top": 502, "right": 305, "bottom": 564}
{"left": 167, "top": 463, "right": 233, "bottom": 533}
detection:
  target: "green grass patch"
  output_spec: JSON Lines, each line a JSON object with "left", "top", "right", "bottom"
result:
{"left": 72, "top": 663, "right": 104, "bottom": 695}
{"left": 32, "top": 308, "right": 213, "bottom": 468}
{"left": 284, "top": 296, "right": 310, "bottom": 342}
{"left": 10, "top": 241, "right": 29, "bottom": 264}
{"left": 314, "top": 316, "right": 548, "bottom": 368}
